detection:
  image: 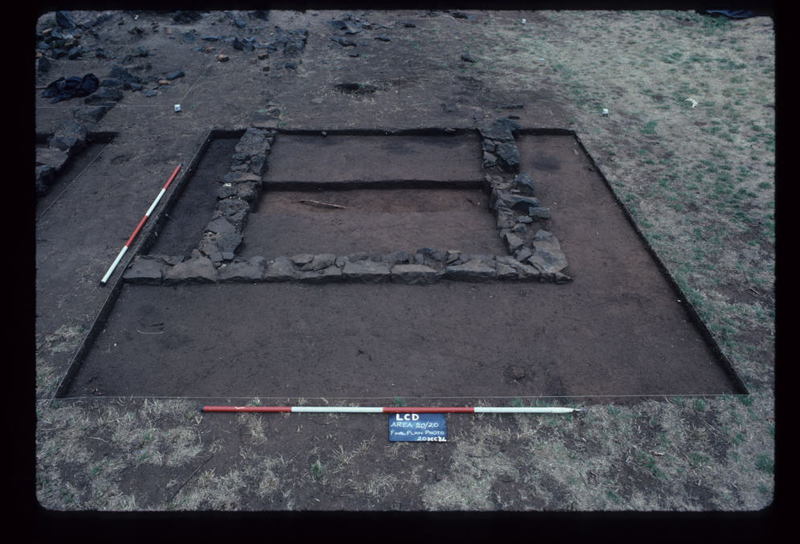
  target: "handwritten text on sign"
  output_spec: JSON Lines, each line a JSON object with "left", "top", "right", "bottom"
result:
{"left": 388, "top": 413, "right": 447, "bottom": 442}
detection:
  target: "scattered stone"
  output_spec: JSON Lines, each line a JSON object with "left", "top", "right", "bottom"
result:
{"left": 250, "top": 10, "right": 270, "bottom": 21}
{"left": 218, "top": 256, "right": 266, "bottom": 282}
{"left": 35, "top": 166, "right": 55, "bottom": 194}
{"left": 172, "top": 11, "right": 203, "bottom": 24}
{"left": 216, "top": 53, "right": 229, "bottom": 62}
{"left": 123, "top": 256, "right": 164, "bottom": 284}
{"left": 143, "top": 89, "right": 158, "bottom": 97}
{"left": 158, "top": 79, "right": 170, "bottom": 86}
{"left": 108, "top": 65, "right": 142, "bottom": 88}
{"left": 37, "top": 56, "right": 51, "bottom": 75}
{"left": 56, "top": 11, "right": 77, "bottom": 30}
{"left": 331, "top": 36, "right": 357, "bottom": 47}
{"left": 284, "top": 61, "right": 298, "bottom": 70}
{"left": 342, "top": 260, "right": 391, "bottom": 282}
{"left": 165, "top": 70, "right": 185, "bottom": 80}
{"left": 329, "top": 17, "right": 365, "bottom": 35}
{"left": 49, "top": 120, "right": 87, "bottom": 154}
{"left": 460, "top": 52, "right": 476, "bottom": 63}
{"left": 257, "top": 51, "right": 269, "bottom": 60}
{"left": 508, "top": 365, "right": 526, "bottom": 381}
{"left": 264, "top": 256, "right": 297, "bottom": 281}
{"left": 391, "top": 264, "right": 438, "bottom": 284}
{"left": 374, "top": 35, "right": 391, "bottom": 41}
{"left": 36, "top": 147, "right": 70, "bottom": 171}
{"left": 72, "top": 106, "right": 111, "bottom": 123}
{"left": 444, "top": 258, "right": 496, "bottom": 281}
{"left": 278, "top": 28, "right": 308, "bottom": 56}
{"left": 83, "top": 86, "right": 123, "bottom": 105}
{"left": 67, "top": 46, "right": 84, "bottom": 60}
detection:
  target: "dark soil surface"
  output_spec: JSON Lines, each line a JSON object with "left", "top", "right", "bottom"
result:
{"left": 242, "top": 188, "right": 502, "bottom": 257}
{"left": 148, "top": 136, "right": 239, "bottom": 257}
{"left": 264, "top": 134, "right": 484, "bottom": 183}
{"left": 65, "top": 279, "right": 736, "bottom": 398}
{"left": 63, "top": 133, "right": 739, "bottom": 399}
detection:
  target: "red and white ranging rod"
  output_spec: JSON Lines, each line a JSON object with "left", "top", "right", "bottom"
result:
{"left": 202, "top": 405, "right": 582, "bottom": 414}
{"left": 100, "top": 164, "right": 183, "bottom": 285}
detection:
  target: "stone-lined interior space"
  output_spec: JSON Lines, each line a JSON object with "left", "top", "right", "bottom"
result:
{"left": 240, "top": 188, "right": 505, "bottom": 258}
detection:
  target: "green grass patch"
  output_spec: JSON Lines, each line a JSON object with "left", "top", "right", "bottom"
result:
{"left": 641, "top": 120, "right": 658, "bottom": 135}
{"left": 755, "top": 454, "right": 774, "bottom": 474}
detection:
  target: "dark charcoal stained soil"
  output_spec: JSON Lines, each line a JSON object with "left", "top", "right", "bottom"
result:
{"left": 147, "top": 136, "right": 240, "bottom": 257}
{"left": 62, "top": 134, "right": 741, "bottom": 399}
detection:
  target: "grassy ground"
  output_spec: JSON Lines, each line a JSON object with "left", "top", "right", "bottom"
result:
{"left": 35, "top": 10, "right": 775, "bottom": 512}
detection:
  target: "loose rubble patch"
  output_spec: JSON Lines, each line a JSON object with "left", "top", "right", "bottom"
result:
{"left": 126, "top": 121, "right": 572, "bottom": 285}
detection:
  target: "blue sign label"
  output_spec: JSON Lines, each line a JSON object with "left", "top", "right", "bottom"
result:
{"left": 388, "top": 413, "right": 448, "bottom": 442}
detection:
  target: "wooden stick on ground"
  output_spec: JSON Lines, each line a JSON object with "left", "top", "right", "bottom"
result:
{"left": 298, "top": 199, "right": 346, "bottom": 209}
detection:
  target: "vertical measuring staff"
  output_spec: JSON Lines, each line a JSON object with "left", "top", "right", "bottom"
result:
{"left": 100, "top": 163, "right": 182, "bottom": 285}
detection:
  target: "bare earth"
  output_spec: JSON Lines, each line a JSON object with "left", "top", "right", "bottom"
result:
{"left": 34, "top": 9, "right": 775, "bottom": 518}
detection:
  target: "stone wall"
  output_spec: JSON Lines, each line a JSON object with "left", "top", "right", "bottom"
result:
{"left": 124, "top": 121, "right": 572, "bottom": 285}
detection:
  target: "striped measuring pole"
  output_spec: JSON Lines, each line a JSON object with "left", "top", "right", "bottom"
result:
{"left": 201, "top": 405, "right": 581, "bottom": 414}
{"left": 100, "top": 164, "right": 182, "bottom": 285}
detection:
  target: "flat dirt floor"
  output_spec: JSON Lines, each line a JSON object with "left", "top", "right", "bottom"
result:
{"left": 241, "top": 188, "right": 503, "bottom": 257}
{"left": 264, "top": 134, "right": 485, "bottom": 183}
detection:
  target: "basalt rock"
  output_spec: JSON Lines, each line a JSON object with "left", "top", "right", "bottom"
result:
{"left": 218, "top": 256, "right": 266, "bottom": 282}
{"left": 391, "top": 264, "right": 439, "bottom": 284}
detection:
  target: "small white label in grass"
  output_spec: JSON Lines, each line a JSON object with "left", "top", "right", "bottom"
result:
{"left": 389, "top": 413, "right": 447, "bottom": 442}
